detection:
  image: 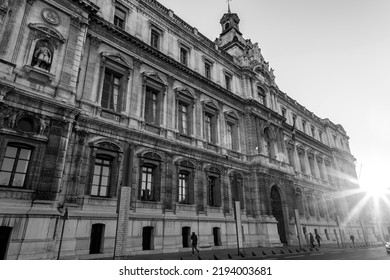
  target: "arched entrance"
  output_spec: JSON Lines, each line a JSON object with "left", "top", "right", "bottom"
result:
{"left": 270, "top": 186, "right": 287, "bottom": 245}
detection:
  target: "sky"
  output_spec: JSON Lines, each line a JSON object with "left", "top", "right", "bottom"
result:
{"left": 156, "top": 0, "right": 390, "bottom": 194}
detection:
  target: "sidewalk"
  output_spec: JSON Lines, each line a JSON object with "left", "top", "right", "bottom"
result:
{"left": 119, "top": 241, "right": 385, "bottom": 260}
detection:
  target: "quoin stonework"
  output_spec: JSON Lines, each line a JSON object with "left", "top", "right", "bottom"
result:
{"left": 0, "top": 0, "right": 389, "bottom": 260}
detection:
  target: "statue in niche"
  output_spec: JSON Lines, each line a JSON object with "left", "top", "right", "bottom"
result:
{"left": 39, "top": 116, "right": 49, "bottom": 135}
{"left": 32, "top": 41, "right": 53, "bottom": 71}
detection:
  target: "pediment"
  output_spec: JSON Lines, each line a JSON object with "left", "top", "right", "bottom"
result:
{"left": 29, "top": 23, "right": 66, "bottom": 44}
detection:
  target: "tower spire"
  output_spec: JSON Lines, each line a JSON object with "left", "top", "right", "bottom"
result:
{"left": 227, "top": 0, "right": 231, "bottom": 13}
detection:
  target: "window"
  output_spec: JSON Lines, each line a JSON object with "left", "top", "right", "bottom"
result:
{"left": 292, "top": 115, "right": 297, "bottom": 126}
{"left": 258, "top": 87, "right": 266, "bottom": 106}
{"left": 139, "top": 152, "right": 162, "bottom": 202}
{"left": 319, "top": 131, "right": 323, "bottom": 142}
{"left": 142, "top": 73, "right": 166, "bottom": 132}
{"left": 150, "top": 28, "right": 161, "bottom": 49}
{"left": 91, "top": 157, "right": 112, "bottom": 197}
{"left": 176, "top": 160, "right": 195, "bottom": 205}
{"left": 102, "top": 70, "right": 122, "bottom": 111}
{"left": 175, "top": 88, "right": 195, "bottom": 138}
{"left": 204, "top": 60, "right": 212, "bottom": 79}
{"left": 281, "top": 107, "right": 286, "bottom": 118}
{"left": 204, "top": 113, "right": 214, "bottom": 143}
{"left": 141, "top": 165, "right": 155, "bottom": 201}
{"left": 203, "top": 101, "right": 219, "bottom": 146}
{"left": 226, "top": 123, "right": 233, "bottom": 150}
{"left": 180, "top": 47, "right": 188, "bottom": 65}
{"left": 178, "top": 102, "right": 189, "bottom": 135}
{"left": 88, "top": 141, "right": 123, "bottom": 199}
{"left": 178, "top": 172, "right": 189, "bottom": 204}
{"left": 99, "top": 53, "right": 131, "bottom": 116}
{"left": 302, "top": 121, "right": 306, "bottom": 133}
{"left": 224, "top": 73, "right": 232, "bottom": 91}
{"left": 0, "top": 144, "right": 32, "bottom": 188}
{"left": 311, "top": 125, "right": 315, "bottom": 138}
{"left": 208, "top": 176, "right": 218, "bottom": 206}
{"left": 225, "top": 111, "right": 239, "bottom": 151}
{"left": 114, "top": 6, "right": 126, "bottom": 29}
{"left": 145, "top": 87, "right": 159, "bottom": 125}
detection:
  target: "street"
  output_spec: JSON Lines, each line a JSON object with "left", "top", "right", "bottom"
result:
{"left": 262, "top": 246, "right": 390, "bottom": 260}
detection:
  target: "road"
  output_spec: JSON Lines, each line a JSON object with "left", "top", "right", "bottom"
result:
{"left": 262, "top": 246, "right": 390, "bottom": 260}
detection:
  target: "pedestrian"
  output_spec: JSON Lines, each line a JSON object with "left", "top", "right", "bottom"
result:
{"left": 309, "top": 232, "right": 315, "bottom": 249}
{"left": 191, "top": 232, "right": 199, "bottom": 255}
{"left": 315, "top": 233, "right": 322, "bottom": 247}
{"left": 350, "top": 234, "right": 355, "bottom": 245}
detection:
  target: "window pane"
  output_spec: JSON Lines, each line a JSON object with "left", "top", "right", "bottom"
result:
{"left": 102, "top": 166, "right": 110, "bottom": 177}
{"left": 0, "top": 172, "right": 11, "bottom": 185}
{"left": 19, "top": 149, "right": 31, "bottom": 160}
{"left": 92, "top": 175, "right": 100, "bottom": 186}
{"left": 101, "top": 176, "right": 109, "bottom": 187}
{"left": 16, "top": 160, "right": 29, "bottom": 173}
{"left": 1, "top": 158, "right": 15, "bottom": 172}
{"left": 93, "top": 165, "right": 101, "bottom": 175}
{"left": 12, "top": 173, "right": 26, "bottom": 187}
{"left": 5, "top": 146, "right": 17, "bottom": 158}
{"left": 100, "top": 186, "right": 107, "bottom": 197}
{"left": 91, "top": 185, "right": 98, "bottom": 196}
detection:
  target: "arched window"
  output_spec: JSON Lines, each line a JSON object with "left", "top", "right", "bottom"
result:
{"left": 139, "top": 152, "right": 163, "bottom": 202}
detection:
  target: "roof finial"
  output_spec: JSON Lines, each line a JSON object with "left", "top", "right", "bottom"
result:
{"left": 227, "top": 0, "right": 232, "bottom": 13}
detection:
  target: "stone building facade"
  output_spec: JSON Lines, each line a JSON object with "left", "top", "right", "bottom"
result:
{"left": 0, "top": 0, "right": 388, "bottom": 259}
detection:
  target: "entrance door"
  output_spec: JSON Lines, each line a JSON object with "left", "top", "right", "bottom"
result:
{"left": 89, "top": 224, "right": 105, "bottom": 254}
{"left": 142, "top": 227, "right": 154, "bottom": 250}
{"left": 182, "top": 227, "right": 191, "bottom": 248}
{"left": 213, "top": 227, "right": 221, "bottom": 246}
{"left": 270, "top": 186, "right": 287, "bottom": 245}
{"left": 0, "top": 226, "right": 12, "bottom": 260}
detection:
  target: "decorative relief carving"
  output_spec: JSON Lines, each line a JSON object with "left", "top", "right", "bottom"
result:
{"left": 89, "top": 34, "right": 101, "bottom": 47}
{"left": 0, "top": 83, "right": 14, "bottom": 101}
{"left": 42, "top": 8, "right": 61, "bottom": 26}
{"left": 70, "top": 15, "right": 87, "bottom": 28}
{"left": 28, "top": 23, "right": 66, "bottom": 47}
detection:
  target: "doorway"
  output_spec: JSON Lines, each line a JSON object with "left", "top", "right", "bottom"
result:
{"left": 182, "top": 227, "right": 191, "bottom": 248}
{"left": 270, "top": 186, "right": 287, "bottom": 245}
{"left": 142, "top": 226, "right": 154, "bottom": 250}
{"left": 0, "top": 226, "right": 12, "bottom": 260}
{"left": 89, "top": 224, "right": 105, "bottom": 254}
{"left": 213, "top": 227, "right": 221, "bottom": 246}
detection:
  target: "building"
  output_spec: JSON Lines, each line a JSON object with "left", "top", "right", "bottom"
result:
{"left": 0, "top": 0, "right": 389, "bottom": 259}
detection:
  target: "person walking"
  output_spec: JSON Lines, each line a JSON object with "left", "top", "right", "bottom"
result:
{"left": 315, "top": 233, "right": 322, "bottom": 247}
{"left": 350, "top": 234, "right": 355, "bottom": 246}
{"left": 191, "top": 232, "right": 199, "bottom": 255}
{"left": 309, "top": 232, "right": 315, "bottom": 249}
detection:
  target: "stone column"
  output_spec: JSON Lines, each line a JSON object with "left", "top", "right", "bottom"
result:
{"left": 55, "top": 16, "right": 88, "bottom": 104}
{"left": 303, "top": 151, "right": 311, "bottom": 175}
{"left": 302, "top": 192, "right": 311, "bottom": 219}
{"left": 10, "top": 0, "right": 33, "bottom": 63}
{"left": 114, "top": 186, "right": 132, "bottom": 259}
{"left": 80, "top": 34, "right": 101, "bottom": 104}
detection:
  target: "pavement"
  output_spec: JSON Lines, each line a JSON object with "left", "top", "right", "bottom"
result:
{"left": 119, "top": 241, "right": 385, "bottom": 260}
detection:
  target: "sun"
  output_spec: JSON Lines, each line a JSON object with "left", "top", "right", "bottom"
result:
{"left": 359, "top": 175, "right": 390, "bottom": 198}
